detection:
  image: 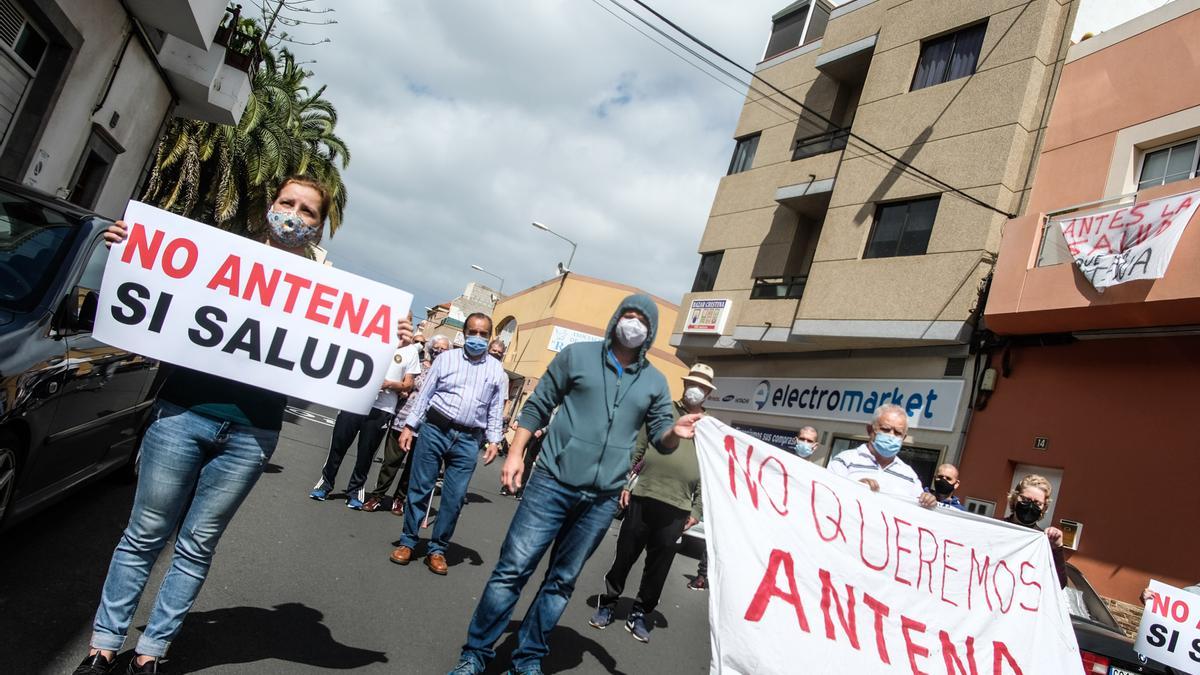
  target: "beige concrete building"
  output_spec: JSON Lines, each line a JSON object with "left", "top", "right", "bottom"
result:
{"left": 673, "top": 0, "right": 1078, "bottom": 486}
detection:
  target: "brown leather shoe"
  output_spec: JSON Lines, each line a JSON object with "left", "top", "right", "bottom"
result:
{"left": 389, "top": 545, "right": 414, "bottom": 565}
{"left": 362, "top": 495, "right": 384, "bottom": 512}
{"left": 425, "top": 552, "right": 448, "bottom": 575}
{"left": 390, "top": 497, "right": 405, "bottom": 516}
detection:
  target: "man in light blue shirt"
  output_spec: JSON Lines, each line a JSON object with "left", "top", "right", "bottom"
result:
{"left": 390, "top": 313, "right": 507, "bottom": 576}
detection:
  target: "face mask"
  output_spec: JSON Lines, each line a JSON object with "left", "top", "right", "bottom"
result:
{"left": 428, "top": 348, "right": 444, "bottom": 360}
{"left": 871, "top": 432, "right": 902, "bottom": 458}
{"left": 615, "top": 316, "right": 648, "bottom": 348}
{"left": 1014, "top": 500, "right": 1043, "bottom": 525}
{"left": 794, "top": 440, "right": 815, "bottom": 458}
{"left": 682, "top": 386, "right": 707, "bottom": 407}
{"left": 463, "top": 335, "right": 488, "bottom": 356}
{"left": 932, "top": 478, "right": 956, "bottom": 497}
{"left": 266, "top": 209, "right": 321, "bottom": 248}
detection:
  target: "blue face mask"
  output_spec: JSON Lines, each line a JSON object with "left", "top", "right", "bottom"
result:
{"left": 463, "top": 335, "right": 489, "bottom": 356}
{"left": 794, "top": 440, "right": 815, "bottom": 458}
{"left": 872, "top": 432, "right": 903, "bottom": 458}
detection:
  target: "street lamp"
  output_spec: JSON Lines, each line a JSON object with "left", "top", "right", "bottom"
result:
{"left": 470, "top": 264, "right": 504, "bottom": 293}
{"left": 531, "top": 221, "right": 577, "bottom": 273}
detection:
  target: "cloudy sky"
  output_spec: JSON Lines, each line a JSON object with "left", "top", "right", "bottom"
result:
{"left": 272, "top": 0, "right": 1165, "bottom": 318}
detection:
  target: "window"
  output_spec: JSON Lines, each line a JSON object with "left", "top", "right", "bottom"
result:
{"left": 691, "top": 251, "right": 723, "bottom": 292}
{"left": 1138, "top": 138, "right": 1199, "bottom": 190}
{"left": 70, "top": 241, "right": 109, "bottom": 331}
{"left": 764, "top": 6, "right": 810, "bottom": 60}
{"left": 750, "top": 276, "right": 807, "bottom": 299}
{"left": 13, "top": 23, "right": 46, "bottom": 70}
{"left": 911, "top": 22, "right": 987, "bottom": 91}
{"left": 727, "top": 134, "right": 759, "bottom": 175}
{"left": 864, "top": 196, "right": 940, "bottom": 259}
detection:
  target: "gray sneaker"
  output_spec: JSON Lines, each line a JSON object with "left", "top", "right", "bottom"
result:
{"left": 447, "top": 661, "right": 482, "bottom": 675}
{"left": 589, "top": 605, "right": 615, "bottom": 629}
{"left": 626, "top": 611, "right": 651, "bottom": 643}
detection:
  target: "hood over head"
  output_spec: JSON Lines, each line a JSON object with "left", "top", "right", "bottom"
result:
{"left": 604, "top": 293, "right": 659, "bottom": 367}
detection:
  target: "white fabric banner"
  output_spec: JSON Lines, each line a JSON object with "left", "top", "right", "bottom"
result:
{"left": 94, "top": 201, "right": 413, "bottom": 414}
{"left": 1134, "top": 580, "right": 1200, "bottom": 674}
{"left": 694, "top": 417, "right": 1080, "bottom": 674}
{"left": 1054, "top": 190, "right": 1199, "bottom": 290}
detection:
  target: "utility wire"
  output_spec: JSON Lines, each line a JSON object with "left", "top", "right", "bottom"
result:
{"left": 623, "top": 0, "right": 1017, "bottom": 219}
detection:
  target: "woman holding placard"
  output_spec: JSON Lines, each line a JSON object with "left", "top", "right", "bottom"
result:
{"left": 74, "top": 176, "right": 413, "bottom": 675}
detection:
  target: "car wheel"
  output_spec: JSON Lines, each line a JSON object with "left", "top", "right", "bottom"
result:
{"left": 0, "top": 437, "right": 19, "bottom": 527}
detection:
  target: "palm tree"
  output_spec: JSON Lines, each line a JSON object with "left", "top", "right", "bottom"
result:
{"left": 142, "top": 37, "right": 350, "bottom": 239}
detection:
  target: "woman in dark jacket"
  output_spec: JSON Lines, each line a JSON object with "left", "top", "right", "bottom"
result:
{"left": 1003, "top": 473, "right": 1067, "bottom": 588}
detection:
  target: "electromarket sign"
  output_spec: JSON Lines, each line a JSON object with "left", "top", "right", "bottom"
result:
{"left": 706, "top": 377, "right": 965, "bottom": 431}
{"left": 1054, "top": 189, "right": 1199, "bottom": 291}
{"left": 94, "top": 201, "right": 413, "bottom": 414}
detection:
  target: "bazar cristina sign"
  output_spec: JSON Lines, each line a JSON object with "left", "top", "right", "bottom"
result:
{"left": 1054, "top": 189, "right": 1199, "bottom": 290}
{"left": 547, "top": 325, "right": 603, "bottom": 352}
{"left": 93, "top": 201, "right": 413, "bottom": 414}
{"left": 706, "top": 376, "right": 964, "bottom": 431}
{"left": 684, "top": 298, "right": 731, "bottom": 334}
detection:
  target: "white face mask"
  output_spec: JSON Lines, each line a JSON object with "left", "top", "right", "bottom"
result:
{"left": 682, "top": 386, "right": 707, "bottom": 407}
{"left": 615, "top": 316, "right": 648, "bottom": 348}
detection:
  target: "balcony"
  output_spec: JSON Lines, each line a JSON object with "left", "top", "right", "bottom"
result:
{"left": 126, "top": 0, "right": 227, "bottom": 50}
{"left": 792, "top": 127, "right": 850, "bottom": 161}
{"left": 155, "top": 9, "right": 255, "bottom": 125}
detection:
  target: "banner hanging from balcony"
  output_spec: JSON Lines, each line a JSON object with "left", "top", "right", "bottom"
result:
{"left": 1054, "top": 189, "right": 1199, "bottom": 290}
{"left": 694, "top": 417, "right": 1082, "bottom": 674}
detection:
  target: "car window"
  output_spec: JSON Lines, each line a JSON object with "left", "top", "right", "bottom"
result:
{"left": 0, "top": 191, "right": 78, "bottom": 310}
{"left": 71, "top": 239, "right": 108, "bottom": 330}
{"left": 1065, "top": 566, "right": 1120, "bottom": 630}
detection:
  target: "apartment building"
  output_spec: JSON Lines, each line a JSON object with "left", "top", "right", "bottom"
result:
{"left": 959, "top": 0, "right": 1200, "bottom": 603}
{"left": 0, "top": 0, "right": 252, "bottom": 217}
{"left": 672, "top": 0, "right": 1077, "bottom": 485}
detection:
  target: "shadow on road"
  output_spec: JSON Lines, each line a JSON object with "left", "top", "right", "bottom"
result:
{"left": 483, "top": 620, "right": 628, "bottom": 675}
{"left": 166, "top": 602, "right": 387, "bottom": 671}
{"left": 0, "top": 476, "right": 136, "bottom": 672}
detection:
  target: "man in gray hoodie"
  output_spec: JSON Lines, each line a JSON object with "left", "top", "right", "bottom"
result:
{"left": 447, "top": 294, "right": 701, "bottom": 675}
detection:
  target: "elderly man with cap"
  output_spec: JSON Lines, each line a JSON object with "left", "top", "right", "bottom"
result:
{"left": 589, "top": 363, "right": 715, "bottom": 643}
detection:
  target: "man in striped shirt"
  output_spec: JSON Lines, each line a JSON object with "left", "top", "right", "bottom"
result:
{"left": 389, "top": 313, "right": 508, "bottom": 575}
{"left": 828, "top": 403, "right": 938, "bottom": 508}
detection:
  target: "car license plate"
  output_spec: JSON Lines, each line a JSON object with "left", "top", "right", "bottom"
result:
{"left": 1109, "top": 668, "right": 1137, "bottom": 675}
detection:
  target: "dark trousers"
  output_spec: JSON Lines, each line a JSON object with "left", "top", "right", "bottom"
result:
{"left": 515, "top": 435, "right": 544, "bottom": 498}
{"left": 320, "top": 407, "right": 390, "bottom": 498}
{"left": 370, "top": 428, "right": 415, "bottom": 499}
{"left": 696, "top": 551, "right": 708, "bottom": 578}
{"left": 600, "top": 495, "right": 689, "bottom": 615}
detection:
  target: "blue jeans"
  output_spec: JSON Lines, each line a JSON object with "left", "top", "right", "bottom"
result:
{"left": 400, "top": 420, "right": 482, "bottom": 556}
{"left": 460, "top": 467, "right": 619, "bottom": 672}
{"left": 90, "top": 401, "right": 278, "bottom": 657}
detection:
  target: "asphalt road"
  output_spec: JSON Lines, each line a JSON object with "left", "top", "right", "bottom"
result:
{"left": 1, "top": 403, "right": 712, "bottom": 674}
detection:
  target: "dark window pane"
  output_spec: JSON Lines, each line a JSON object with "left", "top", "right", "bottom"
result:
{"left": 1139, "top": 147, "right": 1170, "bottom": 188}
{"left": 864, "top": 203, "right": 906, "bottom": 258}
{"left": 1164, "top": 141, "right": 1197, "bottom": 184}
{"left": 692, "top": 251, "right": 723, "bottom": 292}
{"left": 764, "top": 7, "right": 809, "bottom": 60}
{"left": 14, "top": 26, "right": 47, "bottom": 70}
{"left": 728, "top": 134, "right": 759, "bottom": 175}
{"left": 912, "top": 35, "right": 953, "bottom": 90}
{"left": 865, "top": 196, "right": 940, "bottom": 259}
{"left": 947, "top": 23, "right": 986, "bottom": 81}
{"left": 897, "top": 197, "right": 939, "bottom": 256}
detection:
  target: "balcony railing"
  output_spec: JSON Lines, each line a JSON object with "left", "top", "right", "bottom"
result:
{"left": 793, "top": 127, "right": 850, "bottom": 161}
{"left": 212, "top": 6, "right": 261, "bottom": 73}
{"left": 750, "top": 275, "right": 808, "bottom": 300}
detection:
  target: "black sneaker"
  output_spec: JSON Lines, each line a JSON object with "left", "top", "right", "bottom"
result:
{"left": 73, "top": 653, "right": 116, "bottom": 675}
{"left": 126, "top": 654, "right": 164, "bottom": 674}
{"left": 687, "top": 574, "right": 708, "bottom": 591}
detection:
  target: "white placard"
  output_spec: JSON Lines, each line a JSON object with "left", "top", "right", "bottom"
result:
{"left": 1135, "top": 580, "right": 1200, "bottom": 674}
{"left": 1054, "top": 190, "right": 1199, "bottom": 290}
{"left": 684, "top": 298, "right": 731, "bottom": 334}
{"left": 547, "top": 325, "right": 603, "bottom": 352}
{"left": 93, "top": 201, "right": 412, "bottom": 414}
{"left": 705, "top": 376, "right": 965, "bottom": 431}
{"left": 695, "top": 417, "right": 1081, "bottom": 674}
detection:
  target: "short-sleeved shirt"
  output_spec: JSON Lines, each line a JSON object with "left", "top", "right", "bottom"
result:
{"left": 828, "top": 444, "right": 923, "bottom": 501}
{"left": 372, "top": 344, "right": 422, "bottom": 412}
{"left": 157, "top": 366, "right": 287, "bottom": 430}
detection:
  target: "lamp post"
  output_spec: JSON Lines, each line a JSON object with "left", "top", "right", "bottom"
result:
{"left": 531, "top": 221, "right": 577, "bottom": 272}
{"left": 470, "top": 264, "right": 504, "bottom": 293}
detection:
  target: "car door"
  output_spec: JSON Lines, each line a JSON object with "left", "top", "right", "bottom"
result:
{"left": 23, "top": 232, "right": 155, "bottom": 489}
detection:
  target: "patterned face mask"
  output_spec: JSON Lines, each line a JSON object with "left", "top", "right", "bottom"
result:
{"left": 266, "top": 209, "right": 321, "bottom": 248}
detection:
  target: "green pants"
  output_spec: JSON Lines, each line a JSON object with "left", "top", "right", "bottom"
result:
{"left": 369, "top": 428, "right": 413, "bottom": 499}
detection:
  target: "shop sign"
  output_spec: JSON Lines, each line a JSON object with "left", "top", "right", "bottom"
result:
{"left": 1054, "top": 189, "right": 1200, "bottom": 290}
{"left": 547, "top": 325, "right": 603, "bottom": 352}
{"left": 683, "top": 298, "right": 731, "bottom": 334}
{"left": 706, "top": 376, "right": 964, "bottom": 431}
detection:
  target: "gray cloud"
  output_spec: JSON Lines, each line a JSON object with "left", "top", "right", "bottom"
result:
{"left": 276, "top": 0, "right": 788, "bottom": 316}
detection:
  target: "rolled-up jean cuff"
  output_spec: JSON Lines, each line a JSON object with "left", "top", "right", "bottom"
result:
{"left": 90, "top": 630, "right": 125, "bottom": 652}
{"left": 135, "top": 635, "right": 171, "bottom": 658}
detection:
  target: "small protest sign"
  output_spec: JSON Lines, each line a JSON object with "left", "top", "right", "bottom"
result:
{"left": 1135, "top": 580, "right": 1200, "bottom": 674}
{"left": 94, "top": 201, "right": 413, "bottom": 414}
{"left": 1053, "top": 190, "right": 1199, "bottom": 290}
{"left": 694, "top": 417, "right": 1081, "bottom": 674}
